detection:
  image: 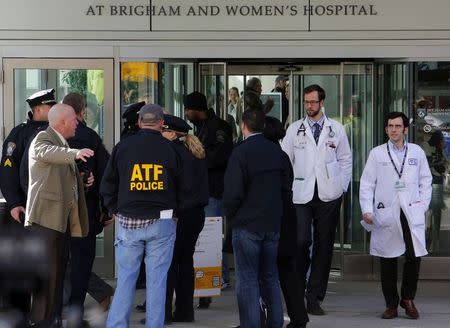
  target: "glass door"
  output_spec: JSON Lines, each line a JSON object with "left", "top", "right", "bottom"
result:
{"left": 160, "top": 63, "right": 194, "bottom": 118}
{"left": 3, "top": 58, "right": 115, "bottom": 277}
{"left": 198, "top": 62, "right": 227, "bottom": 119}
{"left": 342, "top": 63, "right": 374, "bottom": 255}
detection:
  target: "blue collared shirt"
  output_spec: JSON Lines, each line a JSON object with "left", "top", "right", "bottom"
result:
{"left": 388, "top": 139, "right": 407, "bottom": 163}
{"left": 306, "top": 114, "right": 325, "bottom": 136}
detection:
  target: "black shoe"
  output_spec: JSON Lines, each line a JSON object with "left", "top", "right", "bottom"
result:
{"left": 306, "top": 300, "right": 325, "bottom": 316}
{"left": 135, "top": 301, "right": 146, "bottom": 312}
{"left": 197, "top": 297, "right": 211, "bottom": 309}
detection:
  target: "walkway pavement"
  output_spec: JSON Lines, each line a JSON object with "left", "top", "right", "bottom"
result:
{"left": 82, "top": 278, "right": 450, "bottom": 328}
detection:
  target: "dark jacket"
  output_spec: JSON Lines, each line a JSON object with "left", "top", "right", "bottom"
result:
{"left": 193, "top": 110, "right": 233, "bottom": 199}
{"left": 244, "top": 87, "right": 271, "bottom": 113}
{"left": 0, "top": 113, "right": 47, "bottom": 209}
{"left": 68, "top": 121, "right": 110, "bottom": 235}
{"left": 100, "top": 129, "right": 183, "bottom": 220}
{"left": 171, "top": 139, "right": 209, "bottom": 211}
{"left": 223, "top": 134, "right": 288, "bottom": 233}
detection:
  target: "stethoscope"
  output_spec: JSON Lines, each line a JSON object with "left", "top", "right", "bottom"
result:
{"left": 296, "top": 118, "right": 335, "bottom": 138}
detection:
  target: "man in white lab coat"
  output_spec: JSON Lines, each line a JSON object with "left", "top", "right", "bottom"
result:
{"left": 360, "top": 112, "right": 432, "bottom": 320}
{"left": 282, "top": 84, "right": 352, "bottom": 317}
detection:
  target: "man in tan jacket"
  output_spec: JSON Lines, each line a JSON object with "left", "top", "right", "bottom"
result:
{"left": 25, "top": 103, "right": 94, "bottom": 327}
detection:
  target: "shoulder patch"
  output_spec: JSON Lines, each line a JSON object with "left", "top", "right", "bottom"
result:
{"left": 3, "top": 158, "right": 12, "bottom": 167}
{"left": 6, "top": 142, "right": 16, "bottom": 156}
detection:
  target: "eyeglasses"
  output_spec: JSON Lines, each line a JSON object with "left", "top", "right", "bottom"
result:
{"left": 303, "top": 100, "right": 320, "bottom": 105}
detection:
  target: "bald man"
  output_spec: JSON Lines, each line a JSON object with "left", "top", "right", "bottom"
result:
{"left": 25, "top": 103, "right": 94, "bottom": 327}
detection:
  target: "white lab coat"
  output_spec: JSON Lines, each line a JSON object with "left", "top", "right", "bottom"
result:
{"left": 359, "top": 142, "right": 432, "bottom": 258}
{"left": 281, "top": 116, "right": 352, "bottom": 204}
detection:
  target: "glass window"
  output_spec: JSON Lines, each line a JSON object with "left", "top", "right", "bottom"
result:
{"left": 13, "top": 68, "right": 106, "bottom": 137}
{"left": 342, "top": 64, "right": 373, "bottom": 253}
{"left": 119, "top": 62, "right": 194, "bottom": 136}
{"left": 414, "top": 61, "right": 450, "bottom": 256}
{"left": 376, "top": 63, "right": 408, "bottom": 144}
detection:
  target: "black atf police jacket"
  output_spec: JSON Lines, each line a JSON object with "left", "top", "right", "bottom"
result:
{"left": 100, "top": 129, "right": 184, "bottom": 220}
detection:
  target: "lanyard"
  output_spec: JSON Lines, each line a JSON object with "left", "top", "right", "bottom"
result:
{"left": 386, "top": 143, "right": 408, "bottom": 179}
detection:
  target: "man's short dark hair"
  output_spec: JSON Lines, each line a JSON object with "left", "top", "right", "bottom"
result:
{"left": 263, "top": 116, "right": 285, "bottom": 143}
{"left": 385, "top": 111, "right": 409, "bottom": 128}
{"left": 62, "top": 93, "right": 85, "bottom": 115}
{"left": 242, "top": 108, "right": 265, "bottom": 133}
{"left": 304, "top": 84, "right": 325, "bottom": 101}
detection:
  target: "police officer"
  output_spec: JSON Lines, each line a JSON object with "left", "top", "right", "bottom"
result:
{"left": 62, "top": 92, "right": 111, "bottom": 321}
{"left": 121, "top": 101, "right": 145, "bottom": 139}
{"left": 162, "top": 114, "right": 209, "bottom": 323}
{"left": 184, "top": 91, "right": 233, "bottom": 309}
{"left": 0, "top": 88, "right": 56, "bottom": 225}
{"left": 100, "top": 104, "right": 185, "bottom": 328}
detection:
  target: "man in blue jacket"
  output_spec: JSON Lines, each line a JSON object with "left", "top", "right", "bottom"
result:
{"left": 223, "top": 108, "right": 288, "bottom": 328}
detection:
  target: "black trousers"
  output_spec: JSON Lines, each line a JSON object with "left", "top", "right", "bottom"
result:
{"left": 69, "top": 233, "right": 96, "bottom": 310}
{"left": 69, "top": 199, "right": 100, "bottom": 311}
{"left": 380, "top": 211, "right": 421, "bottom": 308}
{"left": 295, "top": 190, "right": 342, "bottom": 303}
{"left": 28, "top": 224, "right": 70, "bottom": 326}
{"left": 165, "top": 206, "right": 205, "bottom": 319}
{"left": 277, "top": 256, "right": 309, "bottom": 326}
{"left": 87, "top": 272, "right": 114, "bottom": 303}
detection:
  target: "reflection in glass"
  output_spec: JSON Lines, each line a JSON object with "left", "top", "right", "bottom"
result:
{"left": 414, "top": 61, "right": 450, "bottom": 256}
{"left": 13, "top": 68, "right": 105, "bottom": 137}
{"left": 342, "top": 64, "right": 373, "bottom": 253}
{"left": 200, "top": 64, "right": 226, "bottom": 118}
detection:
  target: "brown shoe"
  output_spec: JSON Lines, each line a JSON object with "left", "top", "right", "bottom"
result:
{"left": 400, "top": 299, "right": 419, "bottom": 319}
{"left": 381, "top": 306, "right": 398, "bottom": 319}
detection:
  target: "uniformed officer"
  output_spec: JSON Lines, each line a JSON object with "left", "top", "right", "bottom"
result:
{"left": 0, "top": 88, "right": 56, "bottom": 224}
{"left": 184, "top": 91, "right": 233, "bottom": 308}
{"left": 162, "top": 114, "right": 209, "bottom": 323}
{"left": 121, "top": 101, "right": 145, "bottom": 139}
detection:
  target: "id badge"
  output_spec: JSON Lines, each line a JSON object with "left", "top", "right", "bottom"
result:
{"left": 395, "top": 180, "right": 406, "bottom": 190}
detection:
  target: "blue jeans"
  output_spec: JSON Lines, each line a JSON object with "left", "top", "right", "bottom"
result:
{"left": 106, "top": 219, "right": 176, "bottom": 328}
{"left": 205, "top": 197, "right": 229, "bottom": 284}
{"left": 232, "top": 228, "right": 283, "bottom": 328}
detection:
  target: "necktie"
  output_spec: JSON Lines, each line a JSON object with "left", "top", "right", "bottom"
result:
{"left": 313, "top": 123, "right": 321, "bottom": 144}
